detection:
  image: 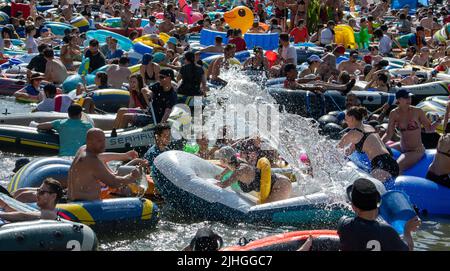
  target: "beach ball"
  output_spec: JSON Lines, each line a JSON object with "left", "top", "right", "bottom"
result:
{"left": 71, "top": 16, "right": 89, "bottom": 33}
{"left": 224, "top": 6, "right": 254, "bottom": 34}
{"left": 0, "top": 11, "right": 9, "bottom": 26}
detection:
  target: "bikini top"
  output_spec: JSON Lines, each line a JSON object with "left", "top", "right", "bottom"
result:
{"left": 396, "top": 119, "right": 420, "bottom": 132}
{"left": 351, "top": 128, "right": 376, "bottom": 153}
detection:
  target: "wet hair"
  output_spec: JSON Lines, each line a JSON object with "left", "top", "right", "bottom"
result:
{"left": 43, "top": 178, "right": 63, "bottom": 204}
{"left": 338, "top": 71, "right": 350, "bottom": 84}
{"left": 89, "top": 39, "right": 99, "bottom": 47}
{"left": 154, "top": 123, "right": 171, "bottom": 137}
{"left": 377, "top": 73, "right": 388, "bottom": 84}
{"left": 346, "top": 106, "right": 368, "bottom": 121}
{"left": 215, "top": 36, "right": 223, "bottom": 43}
{"left": 95, "top": 71, "right": 108, "bottom": 86}
{"left": 416, "top": 26, "right": 425, "bottom": 32}
{"left": 224, "top": 43, "right": 236, "bottom": 51}
{"left": 373, "top": 29, "right": 384, "bottom": 38}
{"left": 233, "top": 28, "right": 242, "bottom": 36}
{"left": 279, "top": 33, "right": 290, "bottom": 42}
{"left": 68, "top": 104, "right": 83, "bottom": 118}
{"left": 63, "top": 35, "right": 73, "bottom": 44}
{"left": 25, "top": 25, "right": 35, "bottom": 35}
{"left": 284, "top": 63, "right": 297, "bottom": 73}
{"left": 363, "top": 64, "right": 373, "bottom": 76}
{"left": 43, "top": 84, "right": 57, "bottom": 98}
{"left": 119, "top": 56, "right": 130, "bottom": 65}
{"left": 43, "top": 48, "right": 55, "bottom": 58}
{"left": 399, "top": 13, "right": 407, "bottom": 19}
{"left": 38, "top": 44, "right": 49, "bottom": 53}
{"left": 184, "top": 51, "right": 195, "bottom": 63}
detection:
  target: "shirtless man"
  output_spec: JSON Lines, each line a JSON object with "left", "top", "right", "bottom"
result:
{"left": 420, "top": 10, "right": 434, "bottom": 36}
{"left": 67, "top": 128, "right": 146, "bottom": 201}
{"left": 199, "top": 36, "right": 224, "bottom": 53}
{"left": 208, "top": 44, "right": 237, "bottom": 86}
{"left": 338, "top": 51, "right": 364, "bottom": 75}
{"left": 106, "top": 56, "right": 131, "bottom": 89}
{"left": 159, "top": 13, "right": 175, "bottom": 34}
{"left": 43, "top": 48, "right": 68, "bottom": 85}
{"left": 426, "top": 129, "right": 450, "bottom": 187}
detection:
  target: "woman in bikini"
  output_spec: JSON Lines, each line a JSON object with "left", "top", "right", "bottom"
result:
{"left": 382, "top": 89, "right": 440, "bottom": 173}
{"left": 140, "top": 53, "right": 161, "bottom": 86}
{"left": 339, "top": 106, "right": 399, "bottom": 182}
{"left": 60, "top": 35, "right": 81, "bottom": 71}
{"left": 215, "top": 141, "right": 292, "bottom": 204}
{"left": 426, "top": 102, "right": 450, "bottom": 186}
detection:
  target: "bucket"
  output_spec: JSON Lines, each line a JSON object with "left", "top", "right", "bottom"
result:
{"left": 379, "top": 190, "right": 416, "bottom": 235}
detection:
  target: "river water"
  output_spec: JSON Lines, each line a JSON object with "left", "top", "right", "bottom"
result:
{"left": 0, "top": 81, "right": 449, "bottom": 251}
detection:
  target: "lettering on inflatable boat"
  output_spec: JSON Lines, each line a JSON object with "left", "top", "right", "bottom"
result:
{"left": 108, "top": 132, "right": 154, "bottom": 147}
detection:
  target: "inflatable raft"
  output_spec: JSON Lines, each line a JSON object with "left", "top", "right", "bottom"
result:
{"left": 267, "top": 88, "right": 395, "bottom": 119}
{"left": 0, "top": 193, "right": 97, "bottom": 251}
{"left": 0, "top": 112, "right": 116, "bottom": 131}
{"left": 416, "top": 96, "right": 449, "bottom": 134}
{"left": 95, "top": 24, "right": 143, "bottom": 37}
{"left": 71, "top": 89, "right": 130, "bottom": 113}
{"left": 222, "top": 230, "right": 340, "bottom": 251}
{"left": 7, "top": 158, "right": 160, "bottom": 233}
{"left": 0, "top": 219, "right": 97, "bottom": 251}
{"left": 0, "top": 124, "right": 155, "bottom": 155}
{"left": 0, "top": 77, "right": 27, "bottom": 96}
{"left": 153, "top": 151, "right": 352, "bottom": 226}
{"left": 348, "top": 149, "right": 450, "bottom": 216}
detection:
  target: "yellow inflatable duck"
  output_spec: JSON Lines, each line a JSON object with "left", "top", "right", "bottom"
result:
{"left": 224, "top": 6, "right": 254, "bottom": 34}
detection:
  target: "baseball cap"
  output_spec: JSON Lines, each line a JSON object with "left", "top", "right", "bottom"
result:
{"left": 189, "top": 228, "right": 223, "bottom": 251}
{"left": 40, "top": 27, "right": 49, "bottom": 33}
{"left": 167, "top": 37, "right": 178, "bottom": 45}
{"left": 346, "top": 178, "right": 381, "bottom": 211}
{"left": 152, "top": 52, "right": 166, "bottom": 63}
{"left": 395, "top": 89, "right": 414, "bottom": 99}
{"left": 159, "top": 68, "right": 175, "bottom": 80}
{"left": 214, "top": 146, "right": 237, "bottom": 160}
{"left": 363, "top": 55, "right": 372, "bottom": 64}
{"left": 307, "top": 54, "right": 323, "bottom": 63}
{"left": 13, "top": 158, "right": 30, "bottom": 173}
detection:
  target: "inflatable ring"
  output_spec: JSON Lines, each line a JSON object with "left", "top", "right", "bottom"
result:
{"left": 257, "top": 157, "right": 271, "bottom": 204}
{"left": 132, "top": 33, "right": 170, "bottom": 47}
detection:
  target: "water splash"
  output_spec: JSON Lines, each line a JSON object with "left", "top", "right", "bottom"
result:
{"left": 202, "top": 67, "right": 364, "bottom": 203}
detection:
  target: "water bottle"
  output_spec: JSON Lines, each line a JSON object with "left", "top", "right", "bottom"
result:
{"left": 379, "top": 191, "right": 416, "bottom": 235}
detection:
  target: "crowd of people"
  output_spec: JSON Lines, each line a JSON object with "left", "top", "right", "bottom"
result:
{"left": 0, "top": 0, "right": 449, "bottom": 251}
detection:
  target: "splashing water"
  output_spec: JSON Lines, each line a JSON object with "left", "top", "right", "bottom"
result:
{"left": 201, "top": 67, "right": 365, "bottom": 203}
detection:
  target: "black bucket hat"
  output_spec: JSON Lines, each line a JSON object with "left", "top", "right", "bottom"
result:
{"left": 346, "top": 178, "right": 381, "bottom": 211}
{"left": 13, "top": 158, "right": 30, "bottom": 173}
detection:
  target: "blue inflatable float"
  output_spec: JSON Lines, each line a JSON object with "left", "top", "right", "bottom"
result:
{"left": 86, "top": 30, "right": 133, "bottom": 51}
{"left": 9, "top": 158, "right": 160, "bottom": 233}
{"left": 62, "top": 74, "right": 96, "bottom": 93}
{"left": 44, "top": 22, "right": 74, "bottom": 36}
{"left": 200, "top": 29, "right": 279, "bottom": 50}
{"left": 202, "top": 50, "right": 251, "bottom": 65}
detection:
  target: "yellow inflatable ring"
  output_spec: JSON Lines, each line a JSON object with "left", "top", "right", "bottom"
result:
{"left": 133, "top": 33, "right": 171, "bottom": 48}
{"left": 257, "top": 157, "right": 271, "bottom": 204}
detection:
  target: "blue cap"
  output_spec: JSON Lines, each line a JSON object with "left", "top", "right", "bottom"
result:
{"left": 395, "top": 89, "right": 413, "bottom": 99}
{"left": 167, "top": 37, "right": 177, "bottom": 45}
{"left": 152, "top": 52, "right": 166, "bottom": 63}
{"left": 40, "top": 27, "right": 49, "bottom": 33}
{"left": 307, "top": 54, "right": 323, "bottom": 63}
{"left": 142, "top": 53, "right": 153, "bottom": 65}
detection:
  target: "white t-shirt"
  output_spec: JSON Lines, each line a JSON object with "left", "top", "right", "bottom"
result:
{"left": 36, "top": 95, "right": 73, "bottom": 113}
{"left": 143, "top": 23, "right": 159, "bottom": 35}
{"left": 379, "top": 35, "right": 392, "bottom": 55}
{"left": 320, "top": 28, "right": 334, "bottom": 45}
{"left": 25, "top": 36, "right": 39, "bottom": 54}
{"left": 281, "top": 45, "right": 297, "bottom": 64}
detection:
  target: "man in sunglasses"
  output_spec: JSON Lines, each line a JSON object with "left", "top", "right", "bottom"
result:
{"left": 0, "top": 178, "right": 63, "bottom": 222}
{"left": 338, "top": 50, "right": 364, "bottom": 75}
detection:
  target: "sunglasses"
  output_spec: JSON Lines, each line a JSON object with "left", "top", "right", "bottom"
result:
{"left": 37, "top": 189, "right": 55, "bottom": 196}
